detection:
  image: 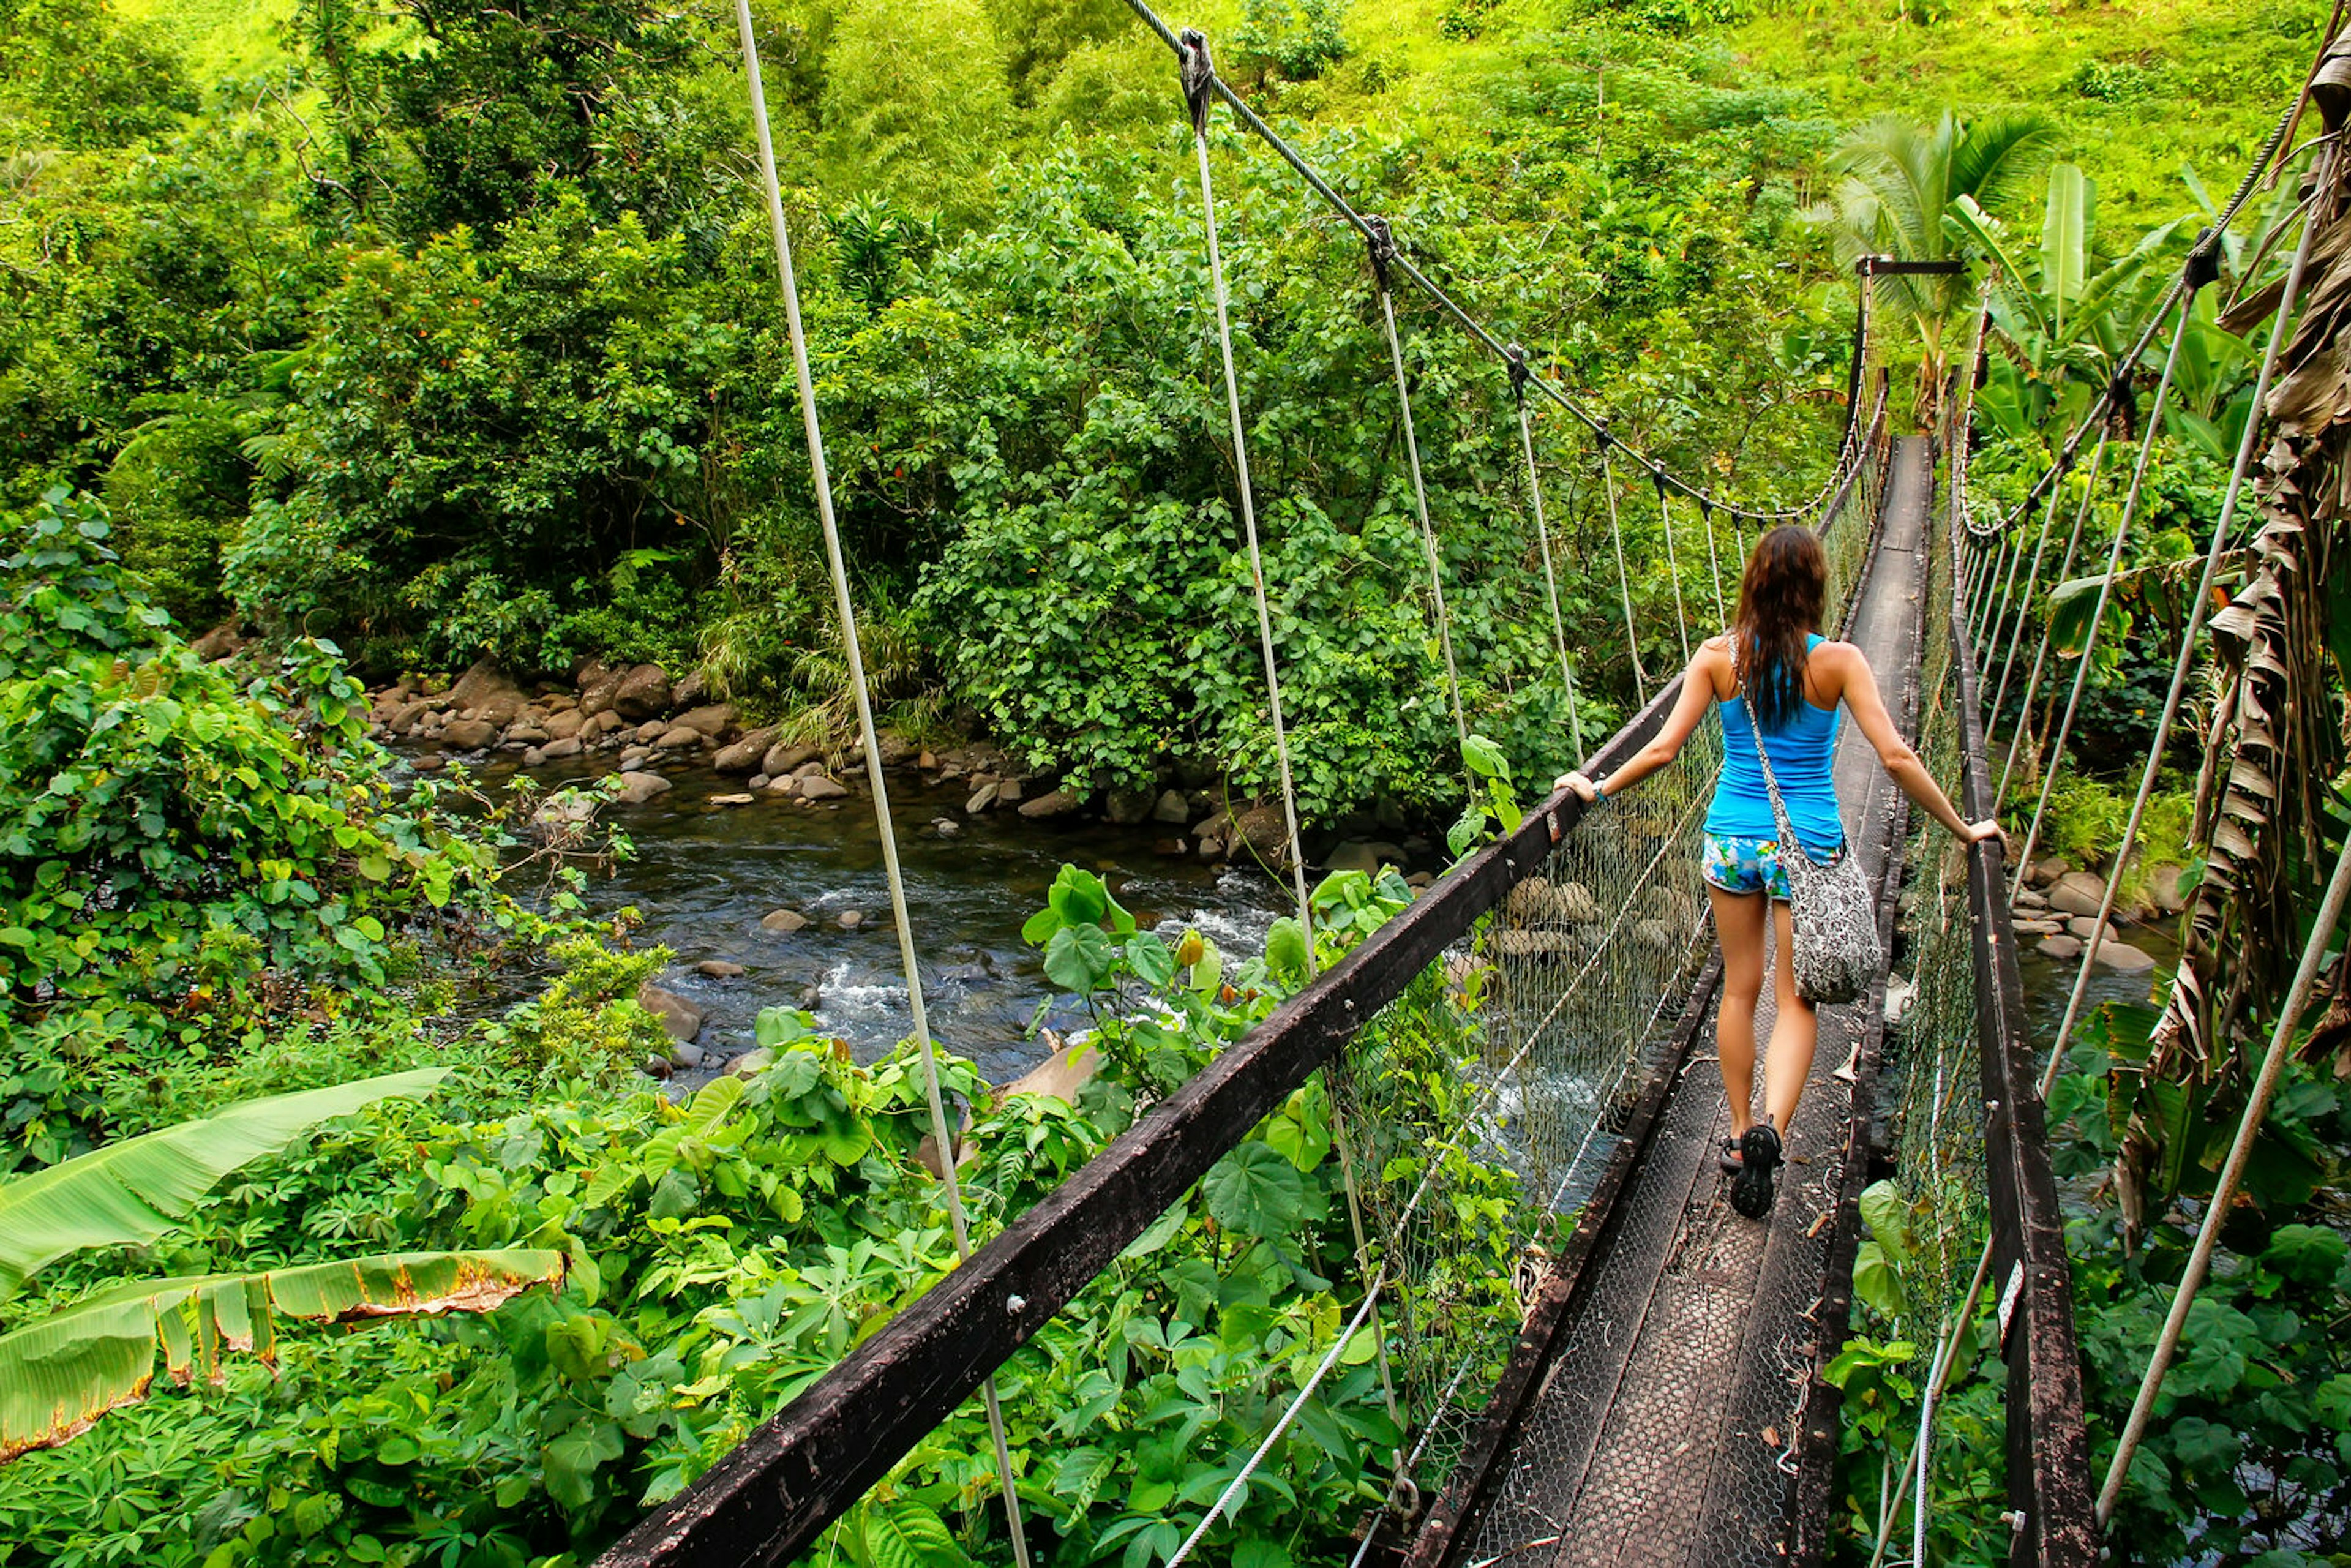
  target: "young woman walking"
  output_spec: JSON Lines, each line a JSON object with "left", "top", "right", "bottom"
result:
{"left": 1558, "top": 525, "right": 2005, "bottom": 1218}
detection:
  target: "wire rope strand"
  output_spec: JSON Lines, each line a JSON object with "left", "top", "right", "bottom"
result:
{"left": 1163, "top": 1272, "right": 1390, "bottom": 1568}
{"left": 2010, "top": 288, "right": 2198, "bottom": 900}
{"left": 1517, "top": 393, "right": 1587, "bottom": 762}
{"left": 1188, "top": 97, "right": 1316, "bottom": 966}
{"left": 729, "top": 6, "right": 1031, "bottom": 1559}
{"left": 1995, "top": 429, "right": 2109, "bottom": 807}
{"left": 1982, "top": 461, "right": 2064, "bottom": 716}
{"left": 1598, "top": 442, "right": 1649, "bottom": 703}
{"left": 1378, "top": 279, "right": 1471, "bottom": 752}
{"left": 2037, "top": 149, "right": 2331, "bottom": 1093}
{"left": 1699, "top": 495, "right": 1728, "bottom": 628}
{"left": 2096, "top": 829, "right": 2351, "bottom": 1524}
{"left": 1655, "top": 476, "right": 1693, "bottom": 662}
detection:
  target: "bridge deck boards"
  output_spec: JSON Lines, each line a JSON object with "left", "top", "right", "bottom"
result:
{"left": 1457, "top": 438, "right": 1932, "bottom": 1567}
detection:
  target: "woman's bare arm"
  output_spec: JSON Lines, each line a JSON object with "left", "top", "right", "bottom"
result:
{"left": 1554, "top": 645, "right": 1722, "bottom": 803}
{"left": 1828, "top": 643, "right": 2006, "bottom": 849}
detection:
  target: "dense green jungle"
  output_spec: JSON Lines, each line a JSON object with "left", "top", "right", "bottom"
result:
{"left": 6, "top": 0, "right": 2351, "bottom": 1561}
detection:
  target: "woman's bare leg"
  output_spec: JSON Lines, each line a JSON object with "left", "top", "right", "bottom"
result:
{"left": 1762, "top": 898, "right": 1820, "bottom": 1133}
{"left": 1708, "top": 884, "right": 1768, "bottom": 1136}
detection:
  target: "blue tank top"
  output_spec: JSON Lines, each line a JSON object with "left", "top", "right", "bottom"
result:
{"left": 1706, "top": 633, "right": 1845, "bottom": 851}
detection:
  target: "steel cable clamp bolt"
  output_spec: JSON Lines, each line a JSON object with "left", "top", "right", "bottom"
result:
{"left": 1177, "top": 28, "right": 1213, "bottom": 133}
{"left": 1364, "top": 214, "right": 1398, "bottom": 292}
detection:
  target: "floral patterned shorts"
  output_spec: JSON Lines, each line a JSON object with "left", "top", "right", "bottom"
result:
{"left": 1703, "top": 833, "right": 1793, "bottom": 901}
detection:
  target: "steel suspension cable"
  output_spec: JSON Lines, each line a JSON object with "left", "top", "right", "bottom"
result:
{"left": 1508, "top": 345, "right": 1588, "bottom": 762}
{"left": 1699, "top": 495, "right": 1728, "bottom": 628}
{"left": 1654, "top": 473, "right": 1693, "bottom": 662}
{"left": 1982, "top": 461, "right": 2063, "bottom": 715}
{"left": 1369, "top": 219, "right": 1469, "bottom": 752}
{"left": 2009, "top": 290, "right": 2199, "bottom": 899}
{"left": 1597, "top": 440, "right": 1649, "bottom": 703}
{"left": 1995, "top": 429, "right": 2109, "bottom": 805}
{"left": 1181, "top": 33, "right": 1315, "bottom": 959}
{"left": 1178, "top": 35, "right": 1412, "bottom": 1523}
{"left": 730, "top": 7, "right": 1032, "bottom": 1560}
{"left": 2038, "top": 148, "right": 2329, "bottom": 1131}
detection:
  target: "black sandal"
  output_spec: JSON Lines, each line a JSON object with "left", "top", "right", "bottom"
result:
{"left": 1731, "top": 1122, "right": 1783, "bottom": 1218}
{"left": 1718, "top": 1137, "right": 1744, "bottom": 1176}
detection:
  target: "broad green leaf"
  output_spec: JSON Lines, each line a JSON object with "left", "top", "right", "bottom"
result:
{"left": 1853, "top": 1238, "right": 1907, "bottom": 1321}
{"left": 1043, "top": 923, "right": 1116, "bottom": 994}
{"left": 2041, "top": 163, "right": 2090, "bottom": 337}
{"left": 1125, "top": 932, "right": 1176, "bottom": 989}
{"left": 1119, "top": 1200, "right": 1189, "bottom": 1261}
{"left": 1264, "top": 917, "right": 1308, "bottom": 986}
{"left": 543, "top": 1417, "right": 624, "bottom": 1510}
{"left": 0, "top": 1069, "right": 448, "bottom": 1299}
{"left": 861, "top": 1498, "right": 968, "bottom": 1568}
{"left": 1202, "top": 1141, "right": 1307, "bottom": 1237}
{"left": 0, "top": 1249, "right": 562, "bottom": 1465}
{"left": 1856, "top": 1179, "right": 1913, "bottom": 1267}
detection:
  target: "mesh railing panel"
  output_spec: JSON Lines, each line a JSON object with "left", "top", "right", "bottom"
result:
{"left": 1331, "top": 723, "right": 1726, "bottom": 1502}
{"left": 1880, "top": 450, "right": 1993, "bottom": 1467}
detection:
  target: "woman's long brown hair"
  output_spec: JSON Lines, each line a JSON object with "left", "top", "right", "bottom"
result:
{"left": 1731, "top": 524, "right": 1829, "bottom": 730}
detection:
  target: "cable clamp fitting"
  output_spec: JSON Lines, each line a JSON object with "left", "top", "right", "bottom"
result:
{"left": 1364, "top": 214, "right": 1398, "bottom": 291}
{"left": 1504, "top": 342, "right": 1531, "bottom": 404}
{"left": 2184, "top": 227, "right": 2223, "bottom": 292}
{"left": 1177, "top": 28, "right": 1215, "bottom": 135}
{"left": 1651, "top": 465, "right": 1669, "bottom": 500}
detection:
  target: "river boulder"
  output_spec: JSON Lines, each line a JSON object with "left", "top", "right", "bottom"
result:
{"left": 1018, "top": 787, "right": 1083, "bottom": 820}
{"left": 763, "top": 741, "right": 821, "bottom": 777}
{"left": 2049, "top": 871, "right": 2107, "bottom": 918}
{"left": 715, "top": 726, "right": 778, "bottom": 773}
{"left": 613, "top": 664, "right": 672, "bottom": 720}
{"left": 616, "top": 771, "right": 671, "bottom": 805}
{"left": 441, "top": 718, "right": 497, "bottom": 751}
{"left": 636, "top": 983, "right": 705, "bottom": 1042}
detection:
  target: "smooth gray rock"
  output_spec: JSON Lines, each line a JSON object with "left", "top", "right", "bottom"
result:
{"left": 636, "top": 982, "right": 704, "bottom": 1041}
{"left": 616, "top": 770, "right": 672, "bottom": 805}
{"left": 761, "top": 909, "right": 809, "bottom": 933}
{"left": 1153, "top": 789, "right": 1191, "bottom": 825}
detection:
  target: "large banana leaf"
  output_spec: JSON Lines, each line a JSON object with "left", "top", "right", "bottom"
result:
{"left": 2041, "top": 163, "right": 2091, "bottom": 340}
{"left": 0, "top": 1248, "right": 563, "bottom": 1463}
{"left": 0, "top": 1068, "right": 448, "bottom": 1299}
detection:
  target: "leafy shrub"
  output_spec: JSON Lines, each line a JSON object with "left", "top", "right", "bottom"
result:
{"left": 0, "top": 865, "right": 1519, "bottom": 1567}
{"left": 1234, "top": 0, "right": 1351, "bottom": 81}
{"left": 0, "top": 492, "right": 613, "bottom": 1149}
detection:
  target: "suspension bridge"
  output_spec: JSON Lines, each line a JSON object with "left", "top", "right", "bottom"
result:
{"left": 585, "top": 13, "right": 2351, "bottom": 1567}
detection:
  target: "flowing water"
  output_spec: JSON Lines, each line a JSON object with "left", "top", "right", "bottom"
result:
{"left": 461, "top": 753, "right": 1291, "bottom": 1084}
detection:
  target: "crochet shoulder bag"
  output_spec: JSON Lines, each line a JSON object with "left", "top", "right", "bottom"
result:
{"left": 1741, "top": 691, "right": 1881, "bottom": 1007}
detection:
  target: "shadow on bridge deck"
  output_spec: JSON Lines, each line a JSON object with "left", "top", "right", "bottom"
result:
{"left": 1436, "top": 437, "right": 1933, "bottom": 1566}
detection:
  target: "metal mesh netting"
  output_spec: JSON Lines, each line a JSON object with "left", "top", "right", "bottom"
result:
{"left": 1876, "top": 452, "right": 1993, "bottom": 1500}
{"left": 1326, "top": 720, "right": 1727, "bottom": 1506}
